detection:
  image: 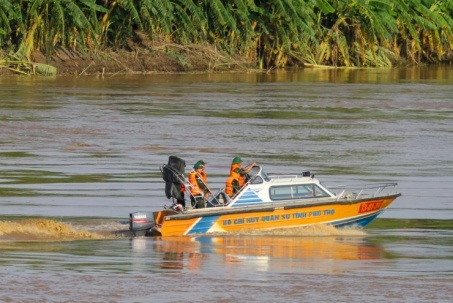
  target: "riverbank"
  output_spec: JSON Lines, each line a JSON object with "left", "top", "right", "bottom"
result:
{"left": 1, "top": 44, "right": 256, "bottom": 77}
{"left": 3, "top": 44, "right": 452, "bottom": 77}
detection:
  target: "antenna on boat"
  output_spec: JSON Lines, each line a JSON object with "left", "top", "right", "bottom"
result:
{"left": 302, "top": 171, "right": 311, "bottom": 177}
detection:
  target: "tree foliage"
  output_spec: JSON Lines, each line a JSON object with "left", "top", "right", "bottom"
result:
{"left": 1, "top": 0, "right": 452, "bottom": 69}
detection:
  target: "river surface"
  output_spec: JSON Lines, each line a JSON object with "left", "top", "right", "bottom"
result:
{"left": 1, "top": 66, "right": 452, "bottom": 302}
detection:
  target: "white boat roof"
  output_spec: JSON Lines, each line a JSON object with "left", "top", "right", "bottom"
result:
{"left": 221, "top": 166, "right": 334, "bottom": 208}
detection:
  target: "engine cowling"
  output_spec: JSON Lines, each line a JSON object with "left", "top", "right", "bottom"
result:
{"left": 129, "top": 211, "right": 154, "bottom": 237}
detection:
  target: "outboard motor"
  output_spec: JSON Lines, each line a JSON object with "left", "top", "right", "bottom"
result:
{"left": 129, "top": 211, "right": 154, "bottom": 237}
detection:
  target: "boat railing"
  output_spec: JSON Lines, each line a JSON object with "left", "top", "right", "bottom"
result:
{"left": 268, "top": 174, "right": 300, "bottom": 179}
{"left": 207, "top": 171, "right": 262, "bottom": 208}
{"left": 328, "top": 182, "right": 399, "bottom": 200}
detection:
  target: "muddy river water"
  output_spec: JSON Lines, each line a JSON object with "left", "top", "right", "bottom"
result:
{"left": 1, "top": 66, "right": 452, "bottom": 302}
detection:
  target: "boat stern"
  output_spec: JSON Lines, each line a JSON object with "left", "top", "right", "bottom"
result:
{"left": 129, "top": 211, "right": 155, "bottom": 237}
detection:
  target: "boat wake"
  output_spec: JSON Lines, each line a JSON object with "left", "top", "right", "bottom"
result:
{"left": 235, "top": 224, "right": 368, "bottom": 237}
{"left": 0, "top": 218, "right": 116, "bottom": 241}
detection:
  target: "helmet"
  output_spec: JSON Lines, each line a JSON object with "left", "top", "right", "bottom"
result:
{"left": 196, "top": 160, "right": 206, "bottom": 165}
{"left": 232, "top": 156, "right": 242, "bottom": 164}
{"left": 194, "top": 162, "right": 203, "bottom": 169}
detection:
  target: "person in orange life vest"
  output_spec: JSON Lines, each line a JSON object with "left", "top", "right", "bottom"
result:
{"left": 225, "top": 157, "right": 256, "bottom": 197}
{"left": 188, "top": 161, "right": 209, "bottom": 208}
{"left": 224, "top": 176, "right": 238, "bottom": 198}
{"left": 196, "top": 160, "right": 207, "bottom": 185}
{"left": 195, "top": 159, "right": 208, "bottom": 202}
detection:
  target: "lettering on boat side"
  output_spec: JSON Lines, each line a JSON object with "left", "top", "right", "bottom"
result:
{"left": 358, "top": 200, "right": 384, "bottom": 214}
{"left": 221, "top": 209, "right": 335, "bottom": 226}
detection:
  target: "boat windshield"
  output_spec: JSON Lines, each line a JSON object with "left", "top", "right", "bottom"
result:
{"left": 248, "top": 166, "right": 270, "bottom": 184}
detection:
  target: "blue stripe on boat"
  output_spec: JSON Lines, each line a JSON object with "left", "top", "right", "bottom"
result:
{"left": 331, "top": 210, "right": 383, "bottom": 228}
{"left": 186, "top": 215, "right": 221, "bottom": 234}
{"left": 232, "top": 189, "right": 264, "bottom": 207}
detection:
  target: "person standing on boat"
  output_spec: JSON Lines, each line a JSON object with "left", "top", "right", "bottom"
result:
{"left": 225, "top": 157, "right": 256, "bottom": 197}
{"left": 188, "top": 161, "right": 209, "bottom": 208}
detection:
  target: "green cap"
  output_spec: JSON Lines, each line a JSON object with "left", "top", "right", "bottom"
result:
{"left": 194, "top": 162, "right": 203, "bottom": 169}
{"left": 232, "top": 156, "right": 242, "bottom": 164}
{"left": 196, "top": 160, "right": 206, "bottom": 165}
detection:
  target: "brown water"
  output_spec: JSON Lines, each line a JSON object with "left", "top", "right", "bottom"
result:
{"left": 1, "top": 66, "right": 453, "bottom": 302}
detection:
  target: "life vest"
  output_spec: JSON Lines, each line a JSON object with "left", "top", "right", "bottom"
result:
{"left": 199, "top": 171, "right": 207, "bottom": 185}
{"left": 225, "top": 176, "right": 235, "bottom": 196}
{"left": 188, "top": 171, "right": 202, "bottom": 196}
{"left": 230, "top": 164, "right": 245, "bottom": 187}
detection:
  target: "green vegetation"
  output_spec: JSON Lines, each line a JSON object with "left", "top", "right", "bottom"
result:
{"left": 1, "top": 0, "right": 452, "bottom": 74}
{"left": 368, "top": 218, "right": 453, "bottom": 230}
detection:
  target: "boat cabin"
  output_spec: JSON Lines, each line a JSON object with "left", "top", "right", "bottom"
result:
{"left": 209, "top": 166, "right": 335, "bottom": 208}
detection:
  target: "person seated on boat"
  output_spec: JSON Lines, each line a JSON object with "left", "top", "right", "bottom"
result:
{"left": 196, "top": 159, "right": 207, "bottom": 185}
{"left": 188, "top": 161, "right": 210, "bottom": 208}
{"left": 225, "top": 157, "right": 256, "bottom": 197}
{"left": 225, "top": 175, "right": 240, "bottom": 197}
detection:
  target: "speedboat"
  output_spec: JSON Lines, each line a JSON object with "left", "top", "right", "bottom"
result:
{"left": 130, "top": 156, "right": 401, "bottom": 237}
